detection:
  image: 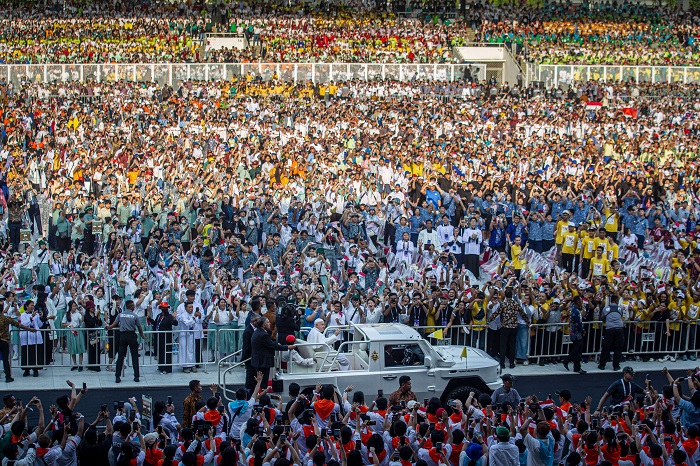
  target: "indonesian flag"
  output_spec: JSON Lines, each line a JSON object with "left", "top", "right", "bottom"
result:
{"left": 622, "top": 108, "right": 638, "bottom": 118}
{"left": 586, "top": 102, "right": 602, "bottom": 110}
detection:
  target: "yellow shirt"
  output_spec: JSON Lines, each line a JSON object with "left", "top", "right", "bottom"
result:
{"left": 581, "top": 235, "right": 596, "bottom": 259}
{"left": 471, "top": 302, "right": 486, "bottom": 330}
{"left": 562, "top": 232, "right": 578, "bottom": 254}
{"left": 607, "top": 243, "right": 619, "bottom": 262}
{"left": 686, "top": 299, "right": 700, "bottom": 322}
{"left": 593, "top": 237, "right": 609, "bottom": 256}
{"left": 590, "top": 256, "right": 610, "bottom": 277}
{"left": 511, "top": 244, "right": 524, "bottom": 270}
{"left": 604, "top": 209, "right": 619, "bottom": 233}
{"left": 668, "top": 301, "right": 685, "bottom": 331}
{"left": 555, "top": 221, "right": 569, "bottom": 245}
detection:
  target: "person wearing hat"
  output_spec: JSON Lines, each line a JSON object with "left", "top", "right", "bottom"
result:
{"left": 593, "top": 367, "right": 646, "bottom": 416}
{"left": 154, "top": 302, "right": 178, "bottom": 374}
{"left": 461, "top": 434, "right": 488, "bottom": 466}
{"left": 84, "top": 300, "right": 103, "bottom": 372}
{"left": 488, "top": 426, "right": 519, "bottom": 466}
{"left": 491, "top": 374, "right": 521, "bottom": 409}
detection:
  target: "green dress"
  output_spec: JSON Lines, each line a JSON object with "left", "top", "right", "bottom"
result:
{"left": 65, "top": 314, "right": 87, "bottom": 355}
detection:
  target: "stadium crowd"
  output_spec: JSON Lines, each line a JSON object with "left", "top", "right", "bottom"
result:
{"left": 2, "top": 369, "right": 700, "bottom": 466}
{"left": 0, "top": 0, "right": 698, "bottom": 65}
{"left": 472, "top": 2, "right": 700, "bottom": 66}
{"left": 0, "top": 69, "right": 698, "bottom": 382}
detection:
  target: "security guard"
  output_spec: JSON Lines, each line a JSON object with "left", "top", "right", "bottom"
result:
{"left": 105, "top": 299, "right": 146, "bottom": 383}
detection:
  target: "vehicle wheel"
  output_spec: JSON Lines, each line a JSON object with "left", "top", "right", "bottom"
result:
{"left": 446, "top": 386, "right": 481, "bottom": 404}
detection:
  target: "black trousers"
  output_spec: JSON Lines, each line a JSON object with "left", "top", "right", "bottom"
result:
{"left": 115, "top": 332, "right": 140, "bottom": 378}
{"left": 0, "top": 340, "right": 12, "bottom": 379}
{"left": 487, "top": 328, "right": 500, "bottom": 359}
{"left": 195, "top": 339, "right": 202, "bottom": 365}
{"left": 565, "top": 338, "right": 583, "bottom": 371}
{"left": 245, "top": 361, "right": 256, "bottom": 392}
{"left": 465, "top": 254, "right": 480, "bottom": 278}
{"left": 87, "top": 333, "right": 101, "bottom": 371}
{"left": 499, "top": 327, "right": 517, "bottom": 367}
{"left": 157, "top": 333, "right": 173, "bottom": 373}
{"left": 253, "top": 366, "right": 271, "bottom": 390}
{"left": 8, "top": 221, "right": 21, "bottom": 253}
{"left": 600, "top": 327, "right": 625, "bottom": 368}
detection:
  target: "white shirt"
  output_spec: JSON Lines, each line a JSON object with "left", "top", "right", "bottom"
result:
{"left": 307, "top": 327, "right": 340, "bottom": 351}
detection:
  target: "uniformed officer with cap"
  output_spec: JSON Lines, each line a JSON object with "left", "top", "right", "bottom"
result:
{"left": 105, "top": 299, "right": 146, "bottom": 383}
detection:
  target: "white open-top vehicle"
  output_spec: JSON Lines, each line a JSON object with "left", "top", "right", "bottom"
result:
{"left": 220, "top": 323, "right": 502, "bottom": 403}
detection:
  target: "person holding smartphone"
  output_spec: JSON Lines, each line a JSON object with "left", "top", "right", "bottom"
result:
{"left": 77, "top": 408, "right": 114, "bottom": 464}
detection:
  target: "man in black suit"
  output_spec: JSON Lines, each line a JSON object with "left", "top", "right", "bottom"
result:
{"left": 250, "top": 316, "right": 295, "bottom": 388}
{"left": 242, "top": 296, "right": 263, "bottom": 392}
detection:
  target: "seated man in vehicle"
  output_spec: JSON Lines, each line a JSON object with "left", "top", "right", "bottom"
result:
{"left": 307, "top": 318, "right": 352, "bottom": 371}
{"left": 281, "top": 335, "right": 316, "bottom": 369}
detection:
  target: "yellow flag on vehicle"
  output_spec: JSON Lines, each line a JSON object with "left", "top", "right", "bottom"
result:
{"left": 460, "top": 347, "right": 467, "bottom": 359}
{"left": 427, "top": 329, "right": 443, "bottom": 340}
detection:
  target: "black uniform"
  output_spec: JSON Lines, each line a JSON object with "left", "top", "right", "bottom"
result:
{"left": 154, "top": 310, "right": 178, "bottom": 373}
{"left": 113, "top": 309, "right": 143, "bottom": 382}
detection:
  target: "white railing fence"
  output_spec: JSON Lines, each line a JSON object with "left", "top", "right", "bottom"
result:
{"left": 0, "top": 62, "right": 470, "bottom": 86}
{"left": 531, "top": 64, "right": 700, "bottom": 86}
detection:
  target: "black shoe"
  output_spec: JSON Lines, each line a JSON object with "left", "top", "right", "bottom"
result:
{"left": 578, "top": 370, "right": 588, "bottom": 374}
{"left": 144, "top": 351, "right": 152, "bottom": 356}
{"left": 613, "top": 366, "right": 621, "bottom": 371}
{"left": 70, "top": 366, "right": 78, "bottom": 371}
{"left": 134, "top": 377, "right": 140, "bottom": 382}
{"left": 598, "top": 365, "right": 605, "bottom": 370}
{"left": 115, "top": 377, "right": 121, "bottom": 383}
{"left": 23, "top": 370, "right": 30, "bottom": 377}
{"left": 32, "top": 370, "right": 38, "bottom": 377}
{"left": 5, "top": 377, "right": 13, "bottom": 383}
{"left": 78, "top": 367, "right": 83, "bottom": 372}
{"left": 563, "top": 361, "right": 570, "bottom": 371}
{"left": 539, "top": 361, "right": 545, "bottom": 366}
{"left": 509, "top": 363, "right": 516, "bottom": 369}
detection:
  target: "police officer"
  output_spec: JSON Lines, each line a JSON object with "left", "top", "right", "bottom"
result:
{"left": 105, "top": 299, "right": 146, "bottom": 383}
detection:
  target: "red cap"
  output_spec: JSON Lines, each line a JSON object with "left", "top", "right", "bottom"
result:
{"left": 158, "top": 302, "right": 170, "bottom": 309}
{"left": 285, "top": 335, "right": 296, "bottom": 344}
{"left": 436, "top": 408, "right": 446, "bottom": 418}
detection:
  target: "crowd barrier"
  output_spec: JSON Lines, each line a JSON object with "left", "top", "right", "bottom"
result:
{"left": 0, "top": 62, "right": 468, "bottom": 87}
{"left": 6, "top": 320, "right": 697, "bottom": 371}
{"left": 530, "top": 63, "right": 700, "bottom": 86}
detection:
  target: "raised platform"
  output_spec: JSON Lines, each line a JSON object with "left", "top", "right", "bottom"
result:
{"left": 3, "top": 357, "right": 693, "bottom": 392}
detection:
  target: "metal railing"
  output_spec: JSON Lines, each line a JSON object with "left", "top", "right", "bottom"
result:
{"left": 0, "top": 62, "right": 465, "bottom": 86}
{"left": 531, "top": 64, "right": 700, "bottom": 86}
{"left": 7, "top": 320, "right": 696, "bottom": 376}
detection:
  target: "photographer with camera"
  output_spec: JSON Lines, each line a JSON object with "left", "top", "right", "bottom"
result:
{"left": 275, "top": 295, "right": 301, "bottom": 345}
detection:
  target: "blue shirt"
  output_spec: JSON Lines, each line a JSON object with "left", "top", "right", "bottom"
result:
{"left": 425, "top": 189, "right": 441, "bottom": 209}
{"left": 678, "top": 398, "right": 700, "bottom": 428}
